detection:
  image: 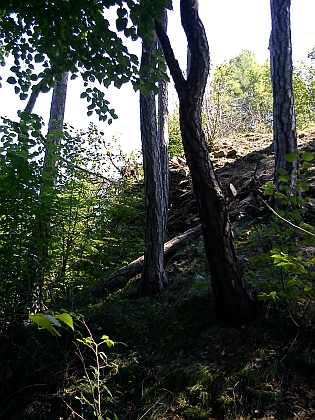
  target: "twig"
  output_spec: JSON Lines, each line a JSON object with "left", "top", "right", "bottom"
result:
{"left": 138, "top": 391, "right": 170, "bottom": 420}
{"left": 60, "top": 395, "right": 86, "bottom": 420}
{"left": 280, "top": 328, "right": 300, "bottom": 363}
{"left": 1, "top": 384, "right": 47, "bottom": 404}
{"left": 259, "top": 196, "right": 315, "bottom": 237}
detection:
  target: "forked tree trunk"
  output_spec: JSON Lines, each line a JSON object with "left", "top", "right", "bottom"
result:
{"left": 156, "top": 0, "right": 256, "bottom": 324}
{"left": 269, "top": 0, "right": 298, "bottom": 192}
{"left": 139, "top": 32, "right": 168, "bottom": 295}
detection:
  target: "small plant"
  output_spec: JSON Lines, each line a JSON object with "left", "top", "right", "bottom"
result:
{"left": 29, "top": 311, "right": 118, "bottom": 419}
{"left": 250, "top": 150, "right": 315, "bottom": 324}
{"left": 75, "top": 318, "right": 117, "bottom": 420}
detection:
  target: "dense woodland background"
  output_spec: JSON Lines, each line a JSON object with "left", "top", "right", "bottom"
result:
{"left": 1, "top": 0, "right": 315, "bottom": 419}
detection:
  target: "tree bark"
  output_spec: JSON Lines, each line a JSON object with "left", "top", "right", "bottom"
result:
{"left": 23, "top": 72, "right": 69, "bottom": 310}
{"left": 40, "top": 72, "right": 69, "bottom": 241}
{"left": 269, "top": 0, "right": 298, "bottom": 191}
{"left": 45, "top": 72, "right": 69, "bottom": 173}
{"left": 158, "top": 9, "right": 169, "bottom": 239}
{"left": 156, "top": 0, "right": 256, "bottom": 324}
{"left": 92, "top": 225, "right": 202, "bottom": 296}
{"left": 24, "top": 80, "right": 43, "bottom": 114}
{"left": 139, "top": 32, "right": 168, "bottom": 295}
{"left": 186, "top": 0, "right": 199, "bottom": 75}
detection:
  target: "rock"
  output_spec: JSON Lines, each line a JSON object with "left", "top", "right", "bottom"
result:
{"left": 227, "top": 149, "right": 237, "bottom": 158}
{"left": 214, "top": 150, "right": 226, "bottom": 158}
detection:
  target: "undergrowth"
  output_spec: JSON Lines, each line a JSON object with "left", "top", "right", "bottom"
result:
{"left": 2, "top": 226, "right": 315, "bottom": 419}
{"left": 1, "top": 143, "right": 315, "bottom": 419}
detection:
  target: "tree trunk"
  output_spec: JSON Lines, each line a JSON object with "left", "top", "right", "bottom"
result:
{"left": 45, "top": 72, "right": 69, "bottom": 173}
{"left": 158, "top": 9, "right": 169, "bottom": 239}
{"left": 186, "top": 0, "right": 199, "bottom": 75}
{"left": 22, "top": 72, "right": 69, "bottom": 310}
{"left": 24, "top": 80, "right": 43, "bottom": 114}
{"left": 139, "top": 32, "right": 168, "bottom": 295}
{"left": 40, "top": 72, "right": 69, "bottom": 240}
{"left": 91, "top": 225, "right": 202, "bottom": 297}
{"left": 156, "top": 0, "right": 256, "bottom": 324}
{"left": 269, "top": 0, "right": 298, "bottom": 192}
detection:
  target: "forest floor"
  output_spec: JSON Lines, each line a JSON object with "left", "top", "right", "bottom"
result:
{"left": 1, "top": 129, "right": 315, "bottom": 420}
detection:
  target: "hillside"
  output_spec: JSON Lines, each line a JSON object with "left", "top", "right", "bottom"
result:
{"left": 1, "top": 129, "right": 315, "bottom": 420}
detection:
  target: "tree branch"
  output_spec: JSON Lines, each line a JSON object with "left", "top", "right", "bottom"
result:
{"left": 155, "top": 20, "right": 186, "bottom": 93}
{"left": 180, "top": 0, "right": 210, "bottom": 87}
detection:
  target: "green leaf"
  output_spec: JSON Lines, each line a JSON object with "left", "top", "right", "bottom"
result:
{"left": 285, "top": 153, "right": 298, "bottom": 163}
{"left": 80, "top": 91, "right": 88, "bottom": 98}
{"left": 101, "top": 335, "right": 114, "bottom": 347}
{"left": 264, "top": 188, "right": 274, "bottom": 196}
{"left": 41, "top": 84, "right": 50, "bottom": 93}
{"left": 278, "top": 168, "right": 288, "bottom": 175}
{"left": 299, "top": 182, "right": 310, "bottom": 192}
{"left": 7, "top": 76, "right": 16, "bottom": 84}
{"left": 279, "top": 175, "right": 290, "bottom": 182}
{"left": 29, "top": 314, "right": 61, "bottom": 336}
{"left": 34, "top": 54, "right": 45, "bottom": 63}
{"left": 258, "top": 291, "right": 277, "bottom": 301}
{"left": 265, "top": 181, "right": 275, "bottom": 189}
{"left": 10, "top": 66, "right": 19, "bottom": 73}
{"left": 117, "top": 7, "right": 127, "bottom": 18}
{"left": 299, "top": 222, "right": 314, "bottom": 232}
{"left": 18, "top": 111, "right": 31, "bottom": 121}
{"left": 302, "top": 152, "right": 314, "bottom": 161}
{"left": 302, "top": 161, "right": 312, "bottom": 170}
{"left": 116, "top": 17, "right": 128, "bottom": 32}
{"left": 55, "top": 313, "right": 74, "bottom": 330}
{"left": 130, "top": 54, "right": 138, "bottom": 65}
{"left": 274, "top": 191, "right": 286, "bottom": 200}
{"left": 44, "top": 314, "right": 61, "bottom": 327}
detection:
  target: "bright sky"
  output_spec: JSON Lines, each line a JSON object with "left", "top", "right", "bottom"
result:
{"left": 1, "top": 0, "right": 315, "bottom": 154}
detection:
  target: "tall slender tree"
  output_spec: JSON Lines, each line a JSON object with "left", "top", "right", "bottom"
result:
{"left": 22, "top": 72, "right": 69, "bottom": 310}
{"left": 158, "top": 10, "right": 169, "bottom": 241}
{"left": 269, "top": 0, "right": 298, "bottom": 192}
{"left": 139, "top": 29, "right": 168, "bottom": 295}
{"left": 156, "top": 0, "right": 256, "bottom": 324}
{"left": 41, "top": 71, "right": 69, "bottom": 241}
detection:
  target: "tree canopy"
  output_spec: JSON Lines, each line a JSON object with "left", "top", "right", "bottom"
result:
{"left": 1, "top": 0, "right": 170, "bottom": 120}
